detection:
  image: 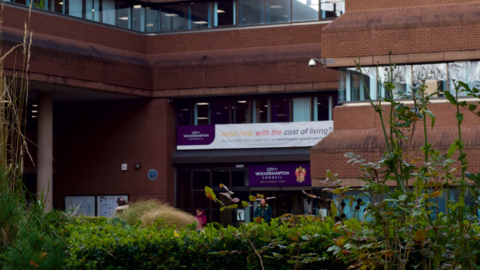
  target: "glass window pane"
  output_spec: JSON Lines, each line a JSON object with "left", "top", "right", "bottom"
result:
{"left": 212, "top": 170, "right": 229, "bottom": 189}
{"left": 214, "top": 1, "right": 235, "bottom": 27}
{"left": 234, "top": 100, "right": 250, "bottom": 124}
{"left": 118, "top": 1, "right": 131, "bottom": 29}
{"left": 210, "top": 101, "right": 231, "bottom": 125}
{"left": 146, "top": 6, "right": 160, "bottom": 33}
{"left": 161, "top": 4, "right": 186, "bottom": 31}
{"left": 413, "top": 64, "right": 447, "bottom": 97}
{"left": 292, "top": 97, "right": 311, "bottom": 122}
{"left": 292, "top": 0, "right": 319, "bottom": 22}
{"left": 448, "top": 62, "right": 479, "bottom": 97}
{"left": 177, "top": 170, "right": 192, "bottom": 212}
{"left": 132, "top": 5, "right": 146, "bottom": 32}
{"left": 193, "top": 170, "right": 210, "bottom": 190}
{"left": 102, "top": 0, "right": 116, "bottom": 25}
{"left": 340, "top": 67, "right": 377, "bottom": 102}
{"left": 177, "top": 101, "right": 192, "bottom": 126}
{"left": 317, "top": 95, "right": 329, "bottom": 121}
{"left": 379, "top": 65, "right": 411, "bottom": 99}
{"left": 86, "top": 0, "right": 101, "bottom": 22}
{"left": 188, "top": 2, "right": 211, "bottom": 29}
{"left": 254, "top": 98, "right": 269, "bottom": 123}
{"left": 68, "top": 0, "right": 82, "bottom": 18}
{"left": 33, "top": 0, "right": 47, "bottom": 9}
{"left": 232, "top": 169, "right": 248, "bottom": 187}
{"left": 266, "top": 0, "right": 290, "bottom": 23}
{"left": 51, "top": 0, "right": 64, "bottom": 13}
{"left": 238, "top": 0, "right": 264, "bottom": 25}
{"left": 196, "top": 102, "right": 209, "bottom": 125}
{"left": 15, "top": 0, "right": 27, "bottom": 5}
{"left": 322, "top": 0, "right": 344, "bottom": 18}
{"left": 271, "top": 97, "right": 290, "bottom": 122}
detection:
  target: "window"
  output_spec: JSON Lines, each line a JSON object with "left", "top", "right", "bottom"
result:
{"left": 214, "top": 1, "right": 235, "bottom": 27}
{"left": 67, "top": 0, "right": 82, "bottom": 18}
{"left": 210, "top": 100, "right": 231, "bottom": 124}
{"left": 146, "top": 6, "right": 160, "bottom": 32}
{"left": 271, "top": 97, "right": 290, "bottom": 122}
{"left": 292, "top": 0, "right": 319, "bottom": 22}
{"left": 51, "top": 0, "right": 64, "bottom": 13}
{"left": 192, "top": 170, "right": 210, "bottom": 190}
{"left": 234, "top": 100, "right": 250, "bottom": 123}
{"left": 314, "top": 93, "right": 336, "bottom": 121}
{"left": 102, "top": 0, "right": 116, "bottom": 25}
{"left": 292, "top": 97, "right": 310, "bottom": 122}
{"left": 212, "top": 170, "right": 229, "bottom": 188}
{"left": 86, "top": 0, "right": 101, "bottom": 22}
{"left": 379, "top": 65, "right": 411, "bottom": 99}
{"left": 14, "top": 0, "right": 28, "bottom": 5}
{"left": 322, "top": 0, "right": 344, "bottom": 18}
{"left": 161, "top": 4, "right": 186, "bottom": 31}
{"left": 413, "top": 64, "right": 447, "bottom": 97}
{"left": 238, "top": 0, "right": 264, "bottom": 25}
{"left": 266, "top": 0, "right": 290, "bottom": 23}
{"left": 188, "top": 2, "right": 211, "bottom": 29}
{"left": 177, "top": 101, "right": 192, "bottom": 126}
{"left": 253, "top": 98, "right": 269, "bottom": 123}
{"left": 132, "top": 4, "right": 146, "bottom": 32}
{"left": 117, "top": 1, "right": 131, "bottom": 29}
{"left": 340, "top": 67, "right": 376, "bottom": 102}
{"left": 195, "top": 102, "right": 210, "bottom": 125}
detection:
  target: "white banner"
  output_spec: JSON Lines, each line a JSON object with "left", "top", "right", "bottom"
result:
{"left": 177, "top": 121, "right": 333, "bottom": 150}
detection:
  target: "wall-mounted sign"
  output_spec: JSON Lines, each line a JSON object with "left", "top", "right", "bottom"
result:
{"left": 177, "top": 121, "right": 333, "bottom": 150}
{"left": 249, "top": 163, "right": 311, "bottom": 187}
{"left": 148, "top": 169, "right": 158, "bottom": 180}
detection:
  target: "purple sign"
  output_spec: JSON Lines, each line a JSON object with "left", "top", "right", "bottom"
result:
{"left": 249, "top": 164, "right": 311, "bottom": 187}
{"left": 177, "top": 125, "right": 215, "bottom": 146}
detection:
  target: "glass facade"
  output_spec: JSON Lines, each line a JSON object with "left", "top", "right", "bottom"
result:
{"left": 6, "top": 0, "right": 344, "bottom": 33}
{"left": 176, "top": 92, "right": 336, "bottom": 126}
{"left": 339, "top": 62, "right": 476, "bottom": 102}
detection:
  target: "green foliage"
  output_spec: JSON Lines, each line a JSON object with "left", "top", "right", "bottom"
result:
{"left": 118, "top": 199, "right": 196, "bottom": 229}
{"left": 64, "top": 217, "right": 343, "bottom": 270}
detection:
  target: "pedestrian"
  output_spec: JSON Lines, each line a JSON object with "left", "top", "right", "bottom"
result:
{"left": 115, "top": 197, "right": 129, "bottom": 215}
{"left": 254, "top": 198, "right": 273, "bottom": 223}
{"left": 195, "top": 209, "right": 207, "bottom": 230}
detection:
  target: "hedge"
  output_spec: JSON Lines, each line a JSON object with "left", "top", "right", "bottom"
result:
{"left": 63, "top": 217, "right": 345, "bottom": 270}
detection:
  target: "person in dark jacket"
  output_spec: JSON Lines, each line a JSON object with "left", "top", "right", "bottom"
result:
{"left": 254, "top": 199, "right": 273, "bottom": 222}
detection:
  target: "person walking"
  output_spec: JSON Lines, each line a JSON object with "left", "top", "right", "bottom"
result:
{"left": 195, "top": 209, "right": 207, "bottom": 230}
{"left": 254, "top": 198, "right": 273, "bottom": 223}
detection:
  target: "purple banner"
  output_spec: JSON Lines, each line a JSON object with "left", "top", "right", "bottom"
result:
{"left": 249, "top": 164, "right": 311, "bottom": 187}
{"left": 177, "top": 125, "right": 215, "bottom": 146}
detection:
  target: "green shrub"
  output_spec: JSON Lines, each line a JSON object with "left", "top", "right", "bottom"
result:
{"left": 119, "top": 200, "right": 196, "bottom": 229}
{"left": 64, "top": 217, "right": 343, "bottom": 270}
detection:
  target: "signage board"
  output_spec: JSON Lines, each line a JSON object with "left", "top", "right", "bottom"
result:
{"left": 249, "top": 163, "right": 311, "bottom": 187}
{"left": 177, "top": 121, "right": 333, "bottom": 150}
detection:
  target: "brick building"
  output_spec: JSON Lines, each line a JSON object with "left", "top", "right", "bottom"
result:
{"left": 3, "top": 0, "right": 478, "bottom": 223}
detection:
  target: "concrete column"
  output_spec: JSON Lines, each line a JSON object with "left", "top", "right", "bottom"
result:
{"left": 37, "top": 91, "right": 53, "bottom": 212}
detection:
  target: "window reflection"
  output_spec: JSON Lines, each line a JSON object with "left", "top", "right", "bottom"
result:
{"left": 146, "top": 6, "right": 160, "bottom": 32}
{"left": 102, "top": 0, "right": 116, "bottom": 26}
{"left": 271, "top": 97, "right": 290, "bottom": 122}
{"left": 161, "top": 4, "right": 186, "bottom": 31}
{"left": 413, "top": 64, "right": 447, "bottom": 97}
{"left": 321, "top": 0, "right": 344, "bottom": 18}
{"left": 238, "top": 0, "right": 264, "bottom": 25}
{"left": 266, "top": 0, "right": 291, "bottom": 23}
{"left": 254, "top": 98, "right": 269, "bottom": 123}
{"left": 448, "top": 62, "right": 480, "bottom": 97}
{"left": 86, "top": 0, "right": 101, "bottom": 22}
{"left": 292, "top": 0, "right": 319, "bottom": 22}
{"left": 379, "top": 65, "right": 411, "bottom": 99}
{"left": 132, "top": 4, "right": 146, "bottom": 32}
{"left": 68, "top": 0, "right": 83, "bottom": 18}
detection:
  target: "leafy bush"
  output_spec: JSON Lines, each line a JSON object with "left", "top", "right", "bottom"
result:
{"left": 64, "top": 217, "right": 344, "bottom": 270}
{"left": 118, "top": 200, "right": 196, "bottom": 229}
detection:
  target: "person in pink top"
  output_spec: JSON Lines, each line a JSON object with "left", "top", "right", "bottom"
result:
{"left": 195, "top": 209, "right": 207, "bottom": 230}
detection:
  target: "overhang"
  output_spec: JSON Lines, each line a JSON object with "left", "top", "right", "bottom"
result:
{"left": 171, "top": 147, "right": 311, "bottom": 164}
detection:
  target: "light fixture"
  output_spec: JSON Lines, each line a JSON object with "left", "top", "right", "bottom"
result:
{"left": 32, "top": 110, "right": 38, "bottom": 113}
{"left": 32, "top": 115, "right": 37, "bottom": 118}
{"left": 260, "top": 111, "right": 264, "bottom": 113}
{"left": 58, "top": 1, "right": 63, "bottom": 5}
{"left": 217, "top": 9, "right": 225, "bottom": 13}
{"left": 133, "top": 5, "right": 142, "bottom": 8}
{"left": 193, "top": 21, "right": 209, "bottom": 24}
{"left": 92, "top": 8, "right": 94, "bottom": 12}
{"left": 119, "top": 17, "right": 129, "bottom": 20}
{"left": 32, "top": 104, "right": 38, "bottom": 107}
{"left": 270, "top": 5, "right": 283, "bottom": 8}
{"left": 264, "top": 105, "right": 268, "bottom": 107}
{"left": 181, "top": 109, "right": 189, "bottom": 111}
{"left": 197, "top": 102, "right": 209, "bottom": 105}
{"left": 318, "top": 103, "right": 321, "bottom": 105}
{"left": 146, "top": 23, "right": 154, "bottom": 27}
{"left": 165, "top": 13, "right": 179, "bottom": 17}
{"left": 197, "top": 117, "right": 209, "bottom": 120}
{"left": 237, "top": 100, "right": 247, "bottom": 103}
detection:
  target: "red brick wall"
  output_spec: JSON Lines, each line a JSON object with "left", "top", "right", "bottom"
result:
{"left": 347, "top": 0, "right": 480, "bottom": 12}
{"left": 51, "top": 98, "right": 176, "bottom": 209}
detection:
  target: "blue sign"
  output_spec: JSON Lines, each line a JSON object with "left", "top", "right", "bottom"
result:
{"left": 148, "top": 169, "right": 158, "bottom": 180}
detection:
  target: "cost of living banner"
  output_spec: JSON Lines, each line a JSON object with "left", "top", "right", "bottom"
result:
{"left": 176, "top": 121, "right": 333, "bottom": 150}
